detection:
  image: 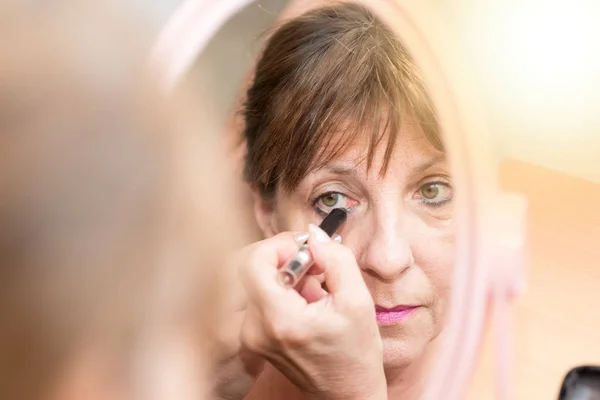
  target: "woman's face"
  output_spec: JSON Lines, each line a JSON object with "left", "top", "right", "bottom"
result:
{"left": 253, "top": 120, "right": 454, "bottom": 371}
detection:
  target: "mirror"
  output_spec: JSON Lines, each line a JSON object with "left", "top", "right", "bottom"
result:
{"left": 559, "top": 366, "right": 600, "bottom": 400}
{"left": 151, "top": 1, "right": 526, "bottom": 400}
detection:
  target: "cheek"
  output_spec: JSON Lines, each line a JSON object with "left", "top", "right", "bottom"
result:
{"left": 411, "top": 226, "right": 455, "bottom": 294}
{"left": 332, "top": 215, "right": 366, "bottom": 240}
{"left": 409, "top": 224, "right": 455, "bottom": 329}
{"left": 273, "top": 201, "right": 320, "bottom": 232}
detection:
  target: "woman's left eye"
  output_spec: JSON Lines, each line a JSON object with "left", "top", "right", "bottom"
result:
{"left": 416, "top": 182, "right": 453, "bottom": 207}
{"left": 313, "top": 192, "right": 353, "bottom": 215}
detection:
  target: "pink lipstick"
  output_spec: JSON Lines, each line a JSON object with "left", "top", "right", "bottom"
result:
{"left": 375, "top": 305, "right": 419, "bottom": 325}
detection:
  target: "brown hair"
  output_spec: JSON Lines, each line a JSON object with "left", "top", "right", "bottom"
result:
{"left": 243, "top": 2, "right": 442, "bottom": 199}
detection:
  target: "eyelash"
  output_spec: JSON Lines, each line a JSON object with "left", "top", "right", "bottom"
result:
{"left": 311, "top": 191, "right": 352, "bottom": 218}
{"left": 418, "top": 181, "right": 453, "bottom": 208}
{"left": 310, "top": 181, "right": 452, "bottom": 217}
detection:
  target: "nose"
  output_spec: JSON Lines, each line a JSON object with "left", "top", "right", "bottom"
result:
{"left": 357, "top": 207, "right": 414, "bottom": 282}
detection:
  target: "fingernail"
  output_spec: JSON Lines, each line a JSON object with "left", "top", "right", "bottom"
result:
{"left": 294, "top": 232, "right": 309, "bottom": 245}
{"left": 332, "top": 234, "right": 342, "bottom": 244}
{"left": 309, "top": 224, "right": 330, "bottom": 243}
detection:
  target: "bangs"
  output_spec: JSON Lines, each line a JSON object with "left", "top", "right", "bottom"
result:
{"left": 243, "top": 2, "right": 442, "bottom": 198}
{"left": 305, "top": 92, "right": 402, "bottom": 184}
{"left": 272, "top": 57, "right": 441, "bottom": 194}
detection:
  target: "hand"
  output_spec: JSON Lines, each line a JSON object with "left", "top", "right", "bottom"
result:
{"left": 211, "top": 230, "right": 332, "bottom": 400}
{"left": 239, "top": 225, "right": 387, "bottom": 400}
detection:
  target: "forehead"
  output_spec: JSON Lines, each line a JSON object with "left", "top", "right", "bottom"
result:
{"left": 312, "top": 118, "right": 445, "bottom": 181}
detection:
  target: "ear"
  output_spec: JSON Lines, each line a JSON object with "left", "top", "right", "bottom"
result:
{"left": 251, "top": 187, "right": 278, "bottom": 238}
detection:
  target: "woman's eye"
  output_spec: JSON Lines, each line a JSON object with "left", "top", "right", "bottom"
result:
{"left": 314, "top": 192, "right": 352, "bottom": 214}
{"left": 417, "top": 182, "right": 453, "bottom": 207}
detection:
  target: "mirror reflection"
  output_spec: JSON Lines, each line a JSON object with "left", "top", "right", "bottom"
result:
{"left": 0, "top": 1, "right": 462, "bottom": 400}
{"left": 187, "top": 2, "right": 456, "bottom": 400}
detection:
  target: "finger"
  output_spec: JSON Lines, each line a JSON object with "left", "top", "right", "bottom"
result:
{"left": 295, "top": 231, "right": 327, "bottom": 276}
{"left": 236, "top": 231, "right": 303, "bottom": 274}
{"left": 305, "top": 260, "right": 325, "bottom": 276}
{"left": 239, "top": 231, "right": 301, "bottom": 281}
{"left": 304, "top": 235, "right": 340, "bottom": 276}
{"left": 294, "top": 231, "right": 309, "bottom": 245}
{"left": 239, "top": 305, "right": 270, "bottom": 355}
{"left": 313, "top": 273, "right": 325, "bottom": 284}
{"left": 239, "top": 233, "right": 307, "bottom": 313}
{"left": 307, "top": 224, "right": 370, "bottom": 300}
{"left": 296, "top": 275, "right": 328, "bottom": 303}
{"left": 271, "top": 231, "right": 307, "bottom": 266}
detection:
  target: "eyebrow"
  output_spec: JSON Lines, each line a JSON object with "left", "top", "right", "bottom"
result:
{"left": 316, "top": 163, "right": 364, "bottom": 179}
{"left": 319, "top": 154, "right": 446, "bottom": 177}
{"left": 410, "top": 154, "right": 446, "bottom": 175}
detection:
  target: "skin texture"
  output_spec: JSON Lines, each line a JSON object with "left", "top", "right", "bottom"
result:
{"left": 218, "top": 1, "right": 450, "bottom": 398}
{"left": 250, "top": 119, "right": 455, "bottom": 399}
{"left": 238, "top": 229, "right": 387, "bottom": 400}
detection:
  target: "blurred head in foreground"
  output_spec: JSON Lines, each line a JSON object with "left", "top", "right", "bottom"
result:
{"left": 0, "top": 2, "right": 242, "bottom": 400}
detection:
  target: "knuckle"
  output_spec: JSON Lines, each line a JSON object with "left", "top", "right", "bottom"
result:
{"left": 239, "top": 321, "right": 265, "bottom": 354}
{"left": 263, "top": 313, "right": 310, "bottom": 348}
{"left": 264, "top": 317, "right": 290, "bottom": 343}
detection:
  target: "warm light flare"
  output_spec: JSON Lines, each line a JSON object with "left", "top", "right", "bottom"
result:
{"left": 474, "top": 0, "right": 600, "bottom": 112}
{"left": 454, "top": 0, "right": 600, "bottom": 182}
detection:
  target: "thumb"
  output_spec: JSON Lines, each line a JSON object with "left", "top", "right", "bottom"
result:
{"left": 307, "top": 224, "right": 369, "bottom": 299}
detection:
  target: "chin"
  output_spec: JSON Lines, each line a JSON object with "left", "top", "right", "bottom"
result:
{"left": 381, "top": 336, "right": 428, "bottom": 370}
{"left": 379, "top": 311, "right": 437, "bottom": 371}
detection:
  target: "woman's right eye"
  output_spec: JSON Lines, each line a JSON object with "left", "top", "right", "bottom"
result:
{"left": 313, "top": 192, "right": 355, "bottom": 215}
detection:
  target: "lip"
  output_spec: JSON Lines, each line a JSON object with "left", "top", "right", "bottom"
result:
{"left": 375, "top": 305, "right": 420, "bottom": 325}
